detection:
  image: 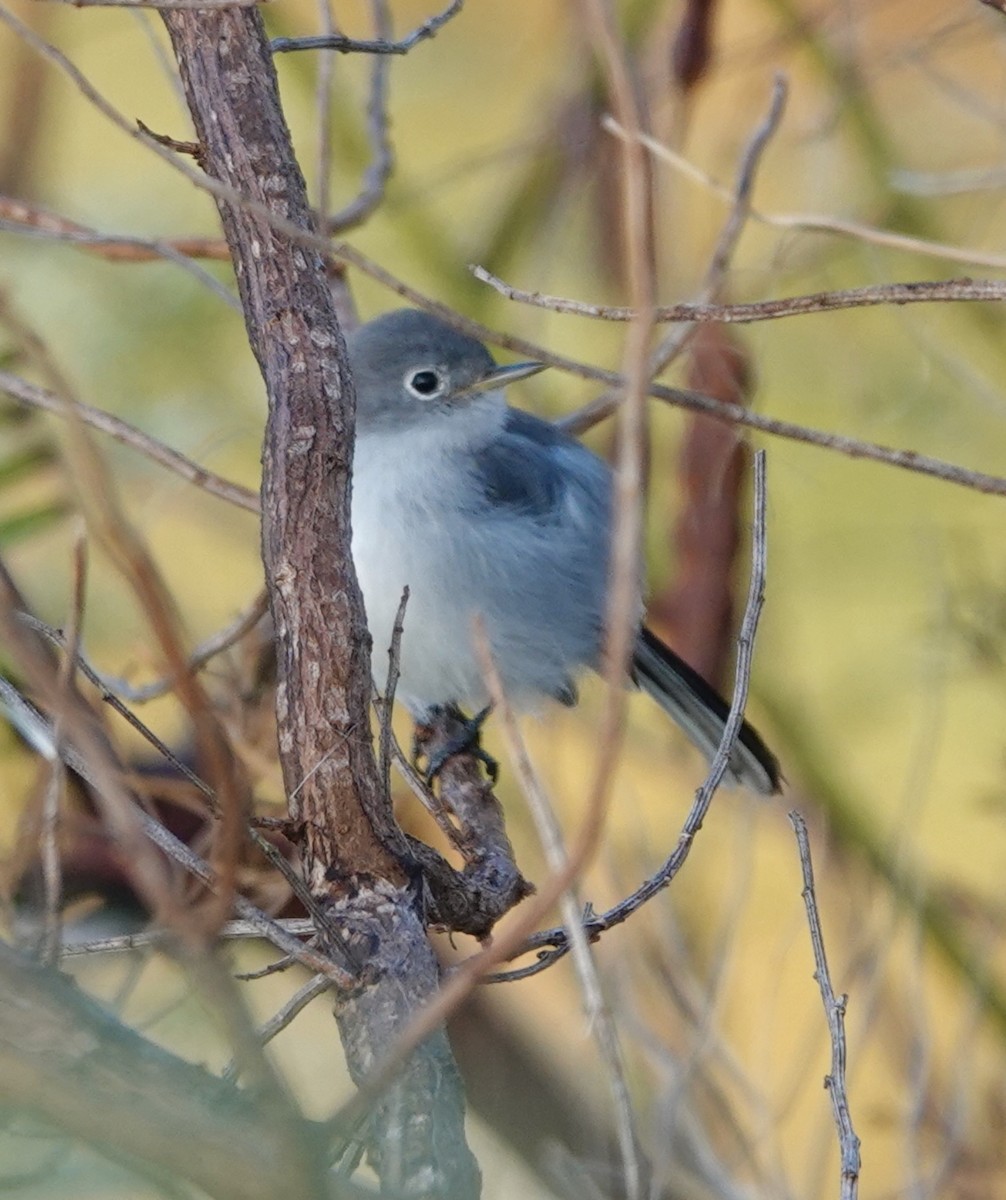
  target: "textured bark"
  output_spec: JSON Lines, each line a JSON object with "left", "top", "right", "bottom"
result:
{"left": 162, "top": 10, "right": 479, "bottom": 1195}
{"left": 162, "top": 10, "right": 396, "bottom": 888}
{"left": 413, "top": 709, "right": 533, "bottom": 938}
{"left": 333, "top": 889, "right": 481, "bottom": 1199}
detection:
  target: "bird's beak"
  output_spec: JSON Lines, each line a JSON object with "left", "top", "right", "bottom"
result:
{"left": 462, "top": 360, "right": 548, "bottom": 396}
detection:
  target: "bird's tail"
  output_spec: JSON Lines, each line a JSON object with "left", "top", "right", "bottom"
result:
{"left": 631, "top": 627, "right": 781, "bottom": 795}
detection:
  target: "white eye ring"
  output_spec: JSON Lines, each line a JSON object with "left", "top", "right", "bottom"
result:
{"left": 404, "top": 366, "right": 447, "bottom": 399}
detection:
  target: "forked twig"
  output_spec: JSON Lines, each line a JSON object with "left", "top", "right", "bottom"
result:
{"left": 272, "top": 0, "right": 462, "bottom": 55}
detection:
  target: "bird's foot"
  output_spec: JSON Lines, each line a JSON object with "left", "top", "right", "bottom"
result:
{"left": 413, "top": 704, "right": 498, "bottom": 783}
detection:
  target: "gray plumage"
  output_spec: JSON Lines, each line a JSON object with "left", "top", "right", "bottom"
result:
{"left": 347, "top": 309, "right": 780, "bottom": 794}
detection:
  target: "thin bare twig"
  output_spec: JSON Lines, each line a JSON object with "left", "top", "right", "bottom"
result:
{"left": 578, "top": 0, "right": 656, "bottom": 977}
{"left": 59, "top": 919, "right": 315, "bottom": 957}
{"left": 0, "top": 370, "right": 259, "bottom": 512}
{"left": 328, "top": 243, "right": 1006, "bottom": 498}
{"left": 313, "top": 0, "right": 337, "bottom": 220}
{"left": 0, "top": 195, "right": 238, "bottom": 307}
{"left": 327, "top": 0, "right": 394, "bottom": 234}
{"left": 377, "top": 587, "right": 409, "bottom": 801}
{"left": 48, "top": 532, "right": 89, "bottom": 959}
{"left": 789, "top": 810, "right": 862, "bottom": 1200}
{"left": 471, "top": 268, "right": 1006, "bottom": 327}
{"left": 245, "top": 827, "right": 344, "bottom": 946}
{"left": 225, "top": 973, "right": 332, "bottom": 1081}
{"left": 702, "top": 76, "right": 788, "bottom": 292}
{"left": 474, "top": 620, "right": 645, "bottom": 1200}
{"left": 616, "top": 119, "right": 1006, "bottom": 274}
{"left": 38, "top": 533, "right": 88, "bottom": 964}
{"left": 647, "top": 75, "right": 789, "bottom": 377}
{"left": 60, "top": 0, "right": 263, "bottom": 6}
{"left": 0, "top": 194, "right": 231, "bottom": 265}
{"left": 97, "top": 589, "right": 270, "bottom": 703}
{"left": 271, "top": 0, "right": 462, "bottom": 54}
{"left": 18, "top": 612, "right": 218, "bottom": 809}
{"left": 38, "top": 750, "right": 66, "bottom": 964}
{"left": 489, "top": 449, "right": 770, "bottom": 983}
{"left": 387, "top": 726, "right": 466, "bottom": 852}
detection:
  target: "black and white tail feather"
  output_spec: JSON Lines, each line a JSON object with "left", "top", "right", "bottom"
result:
{"left": 632, "top": 627, "right": 780, "bottom": 796}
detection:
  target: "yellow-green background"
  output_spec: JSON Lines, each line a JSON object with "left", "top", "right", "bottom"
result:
{"left": 2, "top": 0, "right": 1006, "bottom": 1195}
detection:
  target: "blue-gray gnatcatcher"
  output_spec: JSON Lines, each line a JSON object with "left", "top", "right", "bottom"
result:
{"left": 348, "top": 309, "right": 780, "bottom": 795}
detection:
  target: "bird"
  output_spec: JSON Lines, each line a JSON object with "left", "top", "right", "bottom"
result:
{"left": 347, "top": 308, "right": 780, "bottom": 795}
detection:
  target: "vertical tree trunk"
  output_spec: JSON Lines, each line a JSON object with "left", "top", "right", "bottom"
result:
{"left": 161, "top": 11, "right": 480, "bottom": 1195}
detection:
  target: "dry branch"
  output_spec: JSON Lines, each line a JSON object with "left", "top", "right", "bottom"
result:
{"left": 271, "top": 0, "right": 463, "bottom": 55}
{"left": 789, "top": 810, "right": 861, "bottom": 1200}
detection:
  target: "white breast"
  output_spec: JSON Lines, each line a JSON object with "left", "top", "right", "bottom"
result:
{"left": 351, "top": 397, "right": 616, "bottom": 718}
{"left": 351, "top": 409, "right": 506, "bottom": 715}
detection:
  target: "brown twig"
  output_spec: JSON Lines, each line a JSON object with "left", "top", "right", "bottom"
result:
{"left": 96, "top": 589, "right": 270, "bottom": 703}
{"left": 0, "top": 195, "right": 237, "bottom": 305}
{"left": 271, "top": 0, "right": 463, "bottom": 54}
{"left": 0, "top": 370, "right": 259, "bottom": 512}
{"left": 471, "top": 267, "right": 1006, "bottom": 327}
{"left": 325, "top": 243, "right": 1006, "bottom": 498}
{"left": 0, "top": 193, "right": 231, "bottom": 264}
{"left": 313, "top": 0, "right": 337, "bottom": 221}
{"left": 377, "top": 587, "right": 408, "bottom": 803}
{"left": 646, "top": 77, "right": 789, "bottom": 377}
{"left": 18, "top": 613, "right": 215, "bottom": 806}
{"left": 410, "top": 707, "right": 532, "bottom": 936}
{"left": 578, "top": 0, "right": 656, "bottom": 945}
{"left": 788, "top": 810, "right": 862, "bottom": 1200}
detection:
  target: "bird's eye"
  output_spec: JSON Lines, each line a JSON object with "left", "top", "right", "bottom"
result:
{"left": 405, "top": 368, "right": 445, "bottom": 399}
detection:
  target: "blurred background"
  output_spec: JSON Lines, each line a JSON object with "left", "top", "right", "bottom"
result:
{"left": 2, "top": 0, "right": 1006, "bottom": 1196}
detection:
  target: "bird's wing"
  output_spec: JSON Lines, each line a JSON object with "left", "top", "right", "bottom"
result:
{"left": 467, "top": 407, "right": 608, "bottom": 520}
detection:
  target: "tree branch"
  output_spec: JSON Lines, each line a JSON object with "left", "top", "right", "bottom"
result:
{"left": 161, "top": 8, "right": 480, "bottom": 1194}
{"left": 789, "top": 810, "right": 862, "bottom": 1200}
